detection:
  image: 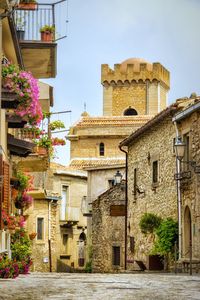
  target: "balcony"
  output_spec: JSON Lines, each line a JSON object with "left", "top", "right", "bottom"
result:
{"left": 7, "top": 133, "right": 35, "bottom": 157}
{"left": 60, "top": 207, "right": 80, "bottom": 228}
{"left": 11, "top": 130, "right": 49, "bottom": 172}
{"left": 81, "top": 196, "right": 92, "bottom": 217}
{"left": 14, "top": 1, "right": 67, "bottom": 78}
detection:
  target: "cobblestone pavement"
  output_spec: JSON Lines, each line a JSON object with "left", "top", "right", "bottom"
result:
{"left": 0, "top": 272, "right": 200, "bottom": 300}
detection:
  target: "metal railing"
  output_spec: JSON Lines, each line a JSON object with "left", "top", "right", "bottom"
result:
{"left": 14, "top": 0, "right": 68, "bottom": 41}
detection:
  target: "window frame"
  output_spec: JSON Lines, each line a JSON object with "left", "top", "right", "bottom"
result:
{"left": 112, "top": 246, "right": 120, "bottom": 266}
{"left": 152, "top": 158, "right": 159, "bottom": 188}
{"left": 99, "top": 142, "right": 105, "bottom": 156}
{"left": 36, "top": 217, "right": 45, "bottom": 241}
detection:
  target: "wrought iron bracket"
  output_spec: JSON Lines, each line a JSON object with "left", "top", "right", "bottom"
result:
{"left": 174, "top": 171, "right": 191, "bottom": 181}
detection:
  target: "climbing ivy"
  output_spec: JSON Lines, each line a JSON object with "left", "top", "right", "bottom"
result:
{"left": 153, "top": 218, "right": 178, "bottom": 256}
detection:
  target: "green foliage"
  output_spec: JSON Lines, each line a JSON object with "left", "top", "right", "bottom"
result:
{"left": 11, "top": 229, "right": 31, "bottom": 262}
{"left": 85, "top": 246, "right": 93, "bottom": 273}
{"left": 16, "top": 171, "right": 29, "bottom": 191}
{"left": 139, "top": 213, "right": 162, "bottom": 234}
{"left": 49, "top": 120, "right": 65, "bottom": 131}
{"left": 85, "top": 261, "right": 92, "bottom": 273}
{"left": 40, "top": 25, "right": 55, "bottom": 33}
{"left": 153, "top": 218, "right": 178, "bottom": 256}
{"left": 37, "top": 135, "right": 52, "bottom": 149}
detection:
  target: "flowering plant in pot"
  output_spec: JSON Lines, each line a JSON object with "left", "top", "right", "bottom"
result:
{"left": 49, "top": 120, "right": 65, "bottom": 131}
{"left": 15, "top": 192, "right": 33, "bottom": 209}
{"left": 40, "top": 25, "right": 55, "bottom": 42}
{"left": 52, "top": 137, "right": 66, "bottom": 146}
{"left": 2, "top": 61, "right": 43, "bottom": 126}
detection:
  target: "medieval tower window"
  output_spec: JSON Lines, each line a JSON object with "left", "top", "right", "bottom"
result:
{"left": 124, "top": 107, "right": 138, "bottom": 116}
{"left": 112, "top": 246, "right": 120, "bottom": 266}
{"left": 99, "top": 142, "right": 105, "bottom": 156}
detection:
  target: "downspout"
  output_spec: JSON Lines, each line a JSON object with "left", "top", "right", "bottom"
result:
{"left": 119, "top": 145, "right": 128, "bottom": 270}
{"left": 173, "top": 122, "right": 182, "bottom": 260}
{"left": 48, "top": 199, "right": 53, "bottom": 272}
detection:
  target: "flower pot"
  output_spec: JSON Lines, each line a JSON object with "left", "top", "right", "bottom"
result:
{"left": 15, "top": 200, "right": 23, "bottom": 209}
{"left": 16, "top": 30, "right": 25, "bottom": 40}
{"left": 41, "top": 32, "right": 54, "bottom": 42}
{"left": 29, "top": 233, "right": 37, "bottom": 240}
{"left": 11, "top": 188, "right": 19, "bottom": 200}
{"left": 37, "top": 146, "right": 47, "bottom": 155}
{"left": 18, "top": 3, "right": 38, "bottom": 10}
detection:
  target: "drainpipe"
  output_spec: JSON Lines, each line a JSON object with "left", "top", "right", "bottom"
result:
{"left": 48, "top": 199, "right": 53, "bottom": 272}
{"left": 119, "top": 145, "right": 128, "bottom": 270}
{"left": 173, "top": 122, "right": 182, "bottom": 260}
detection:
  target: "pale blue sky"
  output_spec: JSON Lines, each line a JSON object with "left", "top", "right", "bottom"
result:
{"left": 44, "top": 0, "right": 200, "bottom": 165}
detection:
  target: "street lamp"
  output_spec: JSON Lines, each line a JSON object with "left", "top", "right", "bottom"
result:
{"left": 114, "top": 170, "right": 122, "bottom": 185}
{"left": 174, "top": 137, "right": 185, "bottom": 161}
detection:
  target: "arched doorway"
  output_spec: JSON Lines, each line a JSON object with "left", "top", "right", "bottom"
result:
{"left": 78, "top": 231, "right": 86, "bottom": 267}
{"left": 184, "top": 206, "right": 192, "bottom": 258}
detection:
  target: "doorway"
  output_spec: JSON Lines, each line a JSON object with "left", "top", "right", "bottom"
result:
{"left": 184, "top": 206, "right": 192, "bottom": 258}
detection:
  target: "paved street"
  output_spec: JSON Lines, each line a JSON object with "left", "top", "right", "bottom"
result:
{"left": 0, "top": 272, "right": 200, "bottom": 300}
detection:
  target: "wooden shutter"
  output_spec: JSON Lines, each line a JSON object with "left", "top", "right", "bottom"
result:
{"left": 2, "top": 161, "right": 10, "bottom": 215}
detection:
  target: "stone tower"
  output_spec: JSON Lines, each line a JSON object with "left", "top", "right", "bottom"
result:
{"left": 102, "top": 58, "right": 170, "bottom": 116}
{"left": 68, "top": 58, "right": 170, "bottom": 169}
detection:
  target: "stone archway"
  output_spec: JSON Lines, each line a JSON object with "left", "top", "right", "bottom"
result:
{"left": 184, "top": 206, "right": 192, "bottom": 258}
{"left": 78, "top": 231, "right": 86, "bottom": 267}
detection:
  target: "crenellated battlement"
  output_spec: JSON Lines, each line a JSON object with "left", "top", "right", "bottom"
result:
{"left": 101, "top": 59, "right": 170, "bottom": 89}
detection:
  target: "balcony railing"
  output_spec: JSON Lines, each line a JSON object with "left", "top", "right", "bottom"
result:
{"left": 14, "top": 0, "right": 68, "bottom": 41}
{"left": 60, "top": 207, "right": 80, "bottom": 222}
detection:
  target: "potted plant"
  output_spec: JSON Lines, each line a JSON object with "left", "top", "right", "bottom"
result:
{"left": 40, "top": 25, "right": 55, "bottom": 42}
{"left": 36, "top": 135, "right": 53, "bottom": 155}
{"left": 18, "top": 0, "right": 38, "bottom": 10}
{"left": 16, "top": 16, "right": 26, "bottom": 40}
{"left": 49, "top": 120, "right": 65, "bottom": 131}
{"left": 2, "top": 61, "right": 43, "bottom": 126}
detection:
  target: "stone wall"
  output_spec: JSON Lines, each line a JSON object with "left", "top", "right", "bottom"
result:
{"left": 127, "top": 116, "right": 177, "bottom": 267}
{"left": 92, "top": 183, "right": 125, "bottom": 273}
{"left": 177, "top": 111, "right": 200, "bottom": 260}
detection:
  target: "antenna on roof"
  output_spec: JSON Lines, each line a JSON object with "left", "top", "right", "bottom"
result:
{"left": 84, "top": 102, "right": 86, "bottom": 111}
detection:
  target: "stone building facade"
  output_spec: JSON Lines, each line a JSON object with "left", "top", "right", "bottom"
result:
{"left": 119, "top": 98, "right": 199, "bottom": 269}
{"left": 92, "top": 183, "right": 125, "bottom": 273}
{"left": 27, "top": 163, "right": 87, "bottom": 272}
{"left": 66, "top": 58, "right": 170, "bottom": 269}
{"left": 173, "top": 100, "right": 200, "bottom": 262}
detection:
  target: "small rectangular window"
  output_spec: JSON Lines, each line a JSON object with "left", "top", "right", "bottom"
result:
{"left": 133, "top": 168, "right": 137, "bottom": 198}
{"left": 37, "top": 217, "right": 44, "bottom": 240}
{"left": 112, "top": 246, "right": 120, "bottom": 266}
{"left": 99, "top": 143, "right": 105, "bottom": 156}
{"left": 152, "top": 160, "right": 158, "bottom": 184}
{"left": 130, "top": 236, "right": 135, "bottom": 253}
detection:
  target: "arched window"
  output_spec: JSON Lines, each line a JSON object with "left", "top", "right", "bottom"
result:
{"left": 124, "top": 107, "right": 138, "bottom": 116}
{"left": 79, "top": 232, "right": 86, "bottom": 242}
{"left": 99, "top": 142, "right": 105, "bottom": 156}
